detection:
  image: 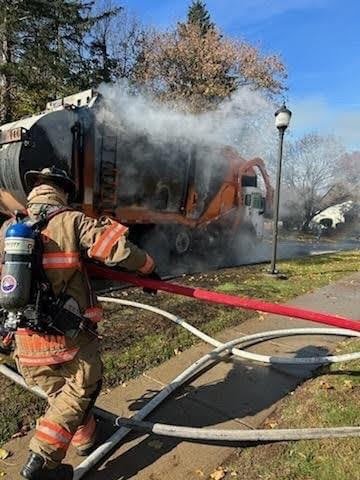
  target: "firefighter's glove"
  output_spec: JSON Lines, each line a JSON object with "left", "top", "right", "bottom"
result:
{"left": 142, "top": 271, "right": 161, "bottom": 295}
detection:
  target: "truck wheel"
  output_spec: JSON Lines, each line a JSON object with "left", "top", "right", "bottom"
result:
{"left": 174, "top": 229, "right": 191, "bottom": 255}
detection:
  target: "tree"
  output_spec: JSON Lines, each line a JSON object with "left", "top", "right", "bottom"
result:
{"left": 0, "top": 0, "right": 120, "bottom": 122}
{"left": 16, "top": 0, "right": 100, "bottom": 117}
{"left": 1, "top": 0, "right": 94, "bottom": 120}
{"left": 89, "top": 0, "right": 145, "bottom": 85}
{"left": 134, "top": 4, "right": 286, "bottom": 112}
{"left": 281, "top": 133, "right": 350, "bottom": 231}
{"left": 0, "top": 0, "right": 23, "bottom": 122}
{"left": 337, "top": 151, "right": 360, "bottom": 190}
{"left": 89, "top": 1, "right": 122, "bottom": 84}
{"left": 187, "top": 0, "right": 214, "bottom": 35}
{"left": 335, "top": 151, "right": 360, "bottom": 233}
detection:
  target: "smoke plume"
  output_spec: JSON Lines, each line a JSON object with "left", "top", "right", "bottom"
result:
{"left": 95, "top": 81, "right": 281, "bottom": 272}
{"left": 97, "top": 80, "right": 277, "bottom": 160}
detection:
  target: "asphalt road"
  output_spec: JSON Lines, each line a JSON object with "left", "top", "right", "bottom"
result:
{"left": 258, "top": 237, "right": 360, "bottom": 263}
{"left": 94, "top": 237, "right": 360, "bottom": 291}
{"left": 171, "top": 237, "right": 360, "bottom": 275}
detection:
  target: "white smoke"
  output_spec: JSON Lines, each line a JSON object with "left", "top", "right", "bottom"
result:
{"left": 93, "top": 81, "right": 281, "bottom": 271}
{"left": 97, "top": 80, "right": 277, "bottom": 162}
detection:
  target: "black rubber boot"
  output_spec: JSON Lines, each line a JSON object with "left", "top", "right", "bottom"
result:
{"left": 20, "top": 452, "right": 73, "bottom": 480}
{"left": 75, "top": 442, "right": 96, "bottom": 457}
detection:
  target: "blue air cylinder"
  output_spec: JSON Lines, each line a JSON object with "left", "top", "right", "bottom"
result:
{"left": 0, "top": 222, "right": 35, "bottom": 310}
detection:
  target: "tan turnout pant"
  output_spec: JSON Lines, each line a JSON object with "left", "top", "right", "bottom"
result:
{"left": 16, "top": 333, "right": 103, "bottom": 468}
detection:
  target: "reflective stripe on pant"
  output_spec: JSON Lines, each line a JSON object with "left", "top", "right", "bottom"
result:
{"left": 17, "top": 333, "right": 103, "bottom": 468}
{"left": 71, "top": 414, "right": 97, "bottom": 450}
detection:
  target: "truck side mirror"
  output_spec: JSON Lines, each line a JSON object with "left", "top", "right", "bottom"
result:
{"left": 259, "top": 197, "right": 265, "bottom": 215}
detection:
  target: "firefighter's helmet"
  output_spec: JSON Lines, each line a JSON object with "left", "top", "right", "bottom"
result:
{"left": 25, "top": 166, "right": 76, "bottom": 199}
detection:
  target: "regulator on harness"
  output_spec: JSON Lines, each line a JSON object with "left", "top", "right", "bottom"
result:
{"left": 0, "top": 211, "right": 97, "bottom": 339}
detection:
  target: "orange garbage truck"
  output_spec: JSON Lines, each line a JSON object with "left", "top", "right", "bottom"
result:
{"left": 0, "top": 89, "right": 272, "bottom": 268}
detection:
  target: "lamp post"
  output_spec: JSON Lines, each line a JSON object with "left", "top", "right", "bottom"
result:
{"left": 270, "top": 103, "right": 292, "bottom": 275}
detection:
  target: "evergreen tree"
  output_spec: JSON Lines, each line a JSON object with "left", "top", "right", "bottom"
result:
{"left": 0, "top": 0, "right": 118, "bottom": 121}
{"left": 0, "top": 0, "right": 23, "bottom": 122}
{"left": 187, "top": 0, "right": 214, "bottom": 35}
{"left": 89, "top": 2, "right": 122, "bottom": 85}
{"left": 17, "top": 0, "right": 97, "bottom": 115}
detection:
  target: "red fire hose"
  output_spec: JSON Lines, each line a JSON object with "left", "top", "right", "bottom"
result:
{"left": 87, "top": 264, "right": 360, "bottom": 332}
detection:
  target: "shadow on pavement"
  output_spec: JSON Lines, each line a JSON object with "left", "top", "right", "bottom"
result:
{"left": 89, "top": 344, "right": 335, "bottom": 479}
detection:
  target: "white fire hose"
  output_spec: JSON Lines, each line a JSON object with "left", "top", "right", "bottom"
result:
{"left": 71, "top": 297, "right": 360, "bottom": 479}
{"left": 0, "top": 364, "right": 116, "bottom": 423}
{"left": 1, "top": 297, "right": 359, "bottom": 479}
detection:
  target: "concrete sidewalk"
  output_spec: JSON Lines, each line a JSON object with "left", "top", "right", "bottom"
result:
{"left": 2, "top": 273, "right": 360, "bottom": 479}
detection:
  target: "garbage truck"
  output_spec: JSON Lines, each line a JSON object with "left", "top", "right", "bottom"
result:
{"left": 0, "top": 89, "right": 272, "bottom": 266}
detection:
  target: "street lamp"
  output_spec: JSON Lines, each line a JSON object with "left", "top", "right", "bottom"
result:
{"left": 270, "top": 103, "right": 292, "bottom": 275}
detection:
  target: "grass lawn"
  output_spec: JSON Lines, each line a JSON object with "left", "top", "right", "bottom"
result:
{"left": 223, "top": 339, "right": 360, "bottom": 480}
{"left": 0, "top": 250, "right": 359, "bottom": 445}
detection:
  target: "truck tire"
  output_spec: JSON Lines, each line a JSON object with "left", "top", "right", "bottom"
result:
{"left": 173, "top": 228, "right": 192, "bottom": 255}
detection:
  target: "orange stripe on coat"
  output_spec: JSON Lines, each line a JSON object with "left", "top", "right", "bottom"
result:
{"left": 90, "top": 222, "right": 128, "bottom": 261}
{"left": 138, "top": 253, "right": 155, "bottom": 274}
{"left": 18, "top": 349, "right": 79, "bottom": 366}
{"left": 43, "top": 252, "right": 80, "bottom": 269}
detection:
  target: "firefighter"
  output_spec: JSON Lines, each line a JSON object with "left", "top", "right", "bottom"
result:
{"left": 0, "top": 167, "right": 155, "bottom": 480}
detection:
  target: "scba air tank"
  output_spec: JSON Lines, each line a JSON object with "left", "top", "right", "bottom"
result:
{"left": 0, "top": 222, "right": 35, "bottom": 310}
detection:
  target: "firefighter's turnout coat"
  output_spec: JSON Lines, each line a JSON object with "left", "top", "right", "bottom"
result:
{"left": 0, "top": 184, "right": 154, "bottom": 466}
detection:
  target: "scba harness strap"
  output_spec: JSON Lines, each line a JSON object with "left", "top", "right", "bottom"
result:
{"left": 29, "top": 208, "right": 74, "bottom": 330}
{"left": 29, "top": 208, "right": 100, "bottom": 338}
{"left": 15, "top": 207, "right": 79, "bottom": 334}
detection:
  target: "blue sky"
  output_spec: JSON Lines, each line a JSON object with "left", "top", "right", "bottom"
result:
{"left": 121, "top": 0, "right": 360, "bottom": 150}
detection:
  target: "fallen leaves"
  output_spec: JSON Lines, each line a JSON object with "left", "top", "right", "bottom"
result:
{"left": 319, "top": 380, "right": 334, "bottom": 391}
{"left": 264, "top": 418, "right": 279, "bottom": 429}
{"left": 0, "top": 449, "right": 10, "bottom": 475}
{"left": 100, "top": 388, "right": 112, "bottom": 396}
{"left": 210, "top": 466, "right": 227, "bottom": 479}
{"left": 0, "top": 450, "right": 9, "bottom": 461}
{"left": 147, "top": 439, "right": 163, "bottom": 450}
{"left": 195, "top": 469, "right": 205, "bottom": 477}
{"left": 343, "top": 379, "right": 354, "bottom": 390}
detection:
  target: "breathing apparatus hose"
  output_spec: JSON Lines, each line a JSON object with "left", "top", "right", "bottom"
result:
{"left": 73, "top": 297, "right": 360, "bottom": 480}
